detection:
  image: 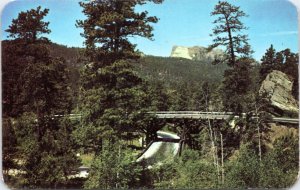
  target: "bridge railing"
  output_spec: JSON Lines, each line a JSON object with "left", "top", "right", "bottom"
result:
{"left": 51, "top": 112, "right": 298, "bottom": 124}
{"left": 147, "top": 111, "right": 236, "bottom": 115}
{"left": 147, "top": 111, "right": 298, "bottom": 124}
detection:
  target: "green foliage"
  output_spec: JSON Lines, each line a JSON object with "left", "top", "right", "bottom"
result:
{"left": 260, "top": 44, "right": 277, "bottom": 81}
{"left": 277, "top": 49, "right": 299, "bottom": 100}
{"left": 75, "top": 0, "right": 163, "bottom": 154}
{"left": 84, "top": 141, "right": 143, "bottom": 189}
{"left": 210, "top": 1, "right": 252, "bottom": 66}
{"left": 259, "top": 47, "right": 299, "bottom": 100}
{"left": 5, "top": 6, "right": 50, "bottom": 43}
{"left": 2, "top": 118, "right": 18, "bottom": 182}
{"left": 210, "top": 1, "right": 254, "bottom": 114}
{"left": 259, "top": 152, "right": 292, "bottom": 188}
{"left": 173, "top": 149, "right": 218, "bottom": 188}
{"left": 225, "top": 135, "right": 299, "bottom": 189}
{"left": 260, "top": 133, "right": 299, "bottom": 188}
{"left": 147, "top": 81, "right": 170, "bottom": 111}
{"left": 12, "top": 113, "right": 80, "bottom": 188}
{"left": 225, "top": 144, "right": 260, "bottom": 188}
{"left": 135, "top": 56, "right": 227, "bottom": 88}
{"left": 76, "top": 0, "right": 162, "bottom": 63}
{"left": 133, "top": 56, "right": 227, "bottom": 112}
{"left": 76, "top": 60, "right": 150, "bottom": 151}
{"left": 2, "top": 40, "right": 28, "bottom": 117}
{"left": 222, "top": 58, "right": 253, "bottom": 112}
{"left": 151, "top": 149, "right": 217, "bottom": 189}
{"left": 273, "top": 132, "right": 299, "bottom": 173}
{"left": 3, "top": 6, "right": 80, "bottom": 188}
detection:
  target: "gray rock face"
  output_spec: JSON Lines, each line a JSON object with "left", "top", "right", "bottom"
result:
{"left": 170, "top": 45, "right": 224, "bottom": 61}
{"left": 259, "top": 70, "right": 298, "bottom": 114}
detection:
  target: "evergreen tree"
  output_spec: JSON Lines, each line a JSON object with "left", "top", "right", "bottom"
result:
{"left": 222, "top": 58, "right": 253, "bottom": 112}
{"left": 278, "top": 49, "right": 299, "bottom": 100}
{"left": 210, "top": 1, "right": 252, "bottom": 67}
{"left": 140, "top": 81, "right": 169, "bottom": 144}
{"left": 225, "top": 144, "right": 260, "bottom": 188}
{"left": 3, "top": 7, "right": 80, "bottom": 188}
{"left": 148, "top": 81, "right": 169, "bottom": 111}
{"left": 76, "top": 0, "right": 162, "bottom": 64}
{"left": 2, "top": 118, "right": 18, "bottom": 183}
{"left": 84, "top": 141, "right": 143, "bottom": 189}
{"left": 5, "top": 6, "right": 50, "bottom": 43}
{"left": 210, "top": 1, "right": 253, "bottom": 113}
{"left": 151, "top": 149, "right": 218, "bottom": 189}
{"left": 76, "top": 1, "right": 164, "bottom": 187}
{"left": 225, "top": 135, "right": 299, "bottom": 189}
{"left": 75, "top": 0, "right": 163, "bottom": 151}
{"left": 260, "top": 44, "right": 276, "bottom": 81}
{"left": 260, "top": 47, "right": 299, "bottom": 100}
{"left": 2, "top": 40, "right": 28, "bottom": 117}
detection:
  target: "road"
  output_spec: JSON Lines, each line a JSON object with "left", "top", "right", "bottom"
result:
{"left": 136, "top": 131, "right": 180, "bottom": 167}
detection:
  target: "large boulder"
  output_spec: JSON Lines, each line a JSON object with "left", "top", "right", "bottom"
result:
{"left": 259, "top": 70, "right": 298, "bottom": 114}
{"left": 170, "top": 45, "right": 224, "bottom": 62}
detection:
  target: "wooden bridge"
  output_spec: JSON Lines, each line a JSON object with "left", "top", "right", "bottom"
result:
{"left": 147, "top": 111, "right": 299, "bottom": 124}
{"left": 62, "top": 111, "right": 299, "bottom": 124}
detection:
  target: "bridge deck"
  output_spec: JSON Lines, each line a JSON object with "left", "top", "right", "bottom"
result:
{"left": 63, "top": 112, "right": 299, "bottom": 124}
{"left": 148, "top": 111, "right": 299, "bottom": 124}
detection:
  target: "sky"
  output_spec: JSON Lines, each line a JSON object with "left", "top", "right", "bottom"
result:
{"left": 0, "top": 0, "right": 299, "bottom": 61}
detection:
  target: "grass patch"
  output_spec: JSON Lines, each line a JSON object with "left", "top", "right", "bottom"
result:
{"left": 80, "top": 153, "right": 94, "bottom": 167}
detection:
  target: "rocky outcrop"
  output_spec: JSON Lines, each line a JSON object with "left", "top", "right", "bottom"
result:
{"left": 259, "top": 70, "right": 298, "bottom": 114}
{"left": 170, "top": 45, "right": 224, "bottom": 62}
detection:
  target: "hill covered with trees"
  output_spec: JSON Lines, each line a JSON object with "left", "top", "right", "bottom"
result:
{"left": 43, "top": 43, "right": 228, "bottom": 89}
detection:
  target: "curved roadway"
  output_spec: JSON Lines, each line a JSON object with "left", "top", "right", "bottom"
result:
{"left": 136, "top": 131, "right": 180, "bottom": 166}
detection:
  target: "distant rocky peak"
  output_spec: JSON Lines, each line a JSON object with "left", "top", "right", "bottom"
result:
{"left": 170, "top": 45, "right": 224, "bottom": 61}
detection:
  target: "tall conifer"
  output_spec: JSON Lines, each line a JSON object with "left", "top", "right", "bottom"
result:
{"left": 76, "top": 0, "right": 163, "bottom": 151}
{"left": 3, "top": 7, "right": 80, "bottom": 188}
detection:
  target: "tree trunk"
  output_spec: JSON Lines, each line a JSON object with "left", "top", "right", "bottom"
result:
{"left": 221, "top": 133, "right": 224, "bottom": 184}
{"left": 205, "top": 92, "right": 217, "bottom": 172}
{"left": 255, "top": 104, "right": 262, "bottom": 162}
{"left": 225, "top": 17, "right": 235, "bottom": 66}
{"left": 215, "top": 131, "right": 220, "bottom": 184}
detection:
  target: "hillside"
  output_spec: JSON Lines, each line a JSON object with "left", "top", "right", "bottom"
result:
{"left": 48, "top": 42, "right": 83, "bottom": 65}
{"left": 46, "top": 43, "right": 228, "bottom": 90}
{"left": 45, "top": 43, "right": 228, "bottom": 111}
{"left": 133, "top": 55, "right": 228, "bottom": 88}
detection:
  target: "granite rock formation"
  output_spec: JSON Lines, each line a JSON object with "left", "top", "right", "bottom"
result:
{"left": 170, "top": 45, "right": 224, "bottom": 62}
{"left": 259, "top": 70, "right": 298, "bottom": 114}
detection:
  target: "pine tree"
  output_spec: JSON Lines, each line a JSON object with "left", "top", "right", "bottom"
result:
{"left": 278, "top": 49, "right": 299, "bottom": 100}
{"left": 76, "top": 1, "right": 163, "bottom": 188}
{"left": 221, "top": 58, "right": 253, "bottom": 112}
{"left": 3, "top": 7, "right": 80, "bottom": 188}
{"left": 2, "top": 118, "right": 18, "bottom": 182}
{"left": 2, "top": 40, "right": 27, "bottom": 117}
{"left": 76, "top": 0, "right": 163, "bottom": 152}
{"left": 210, "top": 1, "right": 253, "bottom": 113}
{"left": 5, "top": 6, "right": 50, "bottom": 43}
{"left": 148, "top": 81, "right": 169, "bottom": 111}
{"left": 76, "top": 0, "right": 162, "bottom": 64}
{"left": 84, "top": 141, "right": 143, "bottom": 189}
{"left": 210, "top": 1, "right": 252, "bottom": 67}
{"left": 261, "top": 48, "right": 299, "bottom": 100}
{"left": 260, "top": 45, "right": 276, "bottom": 81}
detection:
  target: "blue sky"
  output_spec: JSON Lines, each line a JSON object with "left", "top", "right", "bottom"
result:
{"left": 1, "top": 0, "right": 298, "bottom": 61}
